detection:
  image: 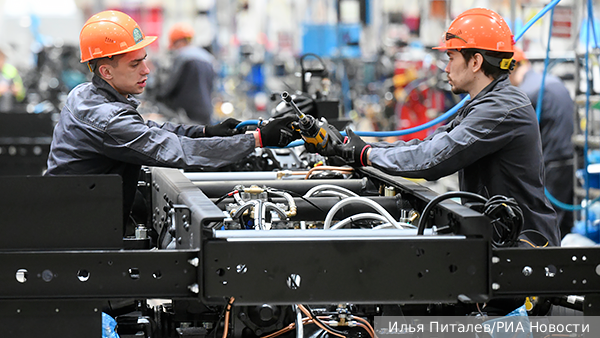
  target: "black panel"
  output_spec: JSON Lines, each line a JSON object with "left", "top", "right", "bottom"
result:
{"left": 202, "top": 238, "right": 490, "bottom": 305}
{"left": 0, "top": 250, "right": 198, "bottom": 299}
{"left": 0, "top": 175, "right": 122, "bottom": 250}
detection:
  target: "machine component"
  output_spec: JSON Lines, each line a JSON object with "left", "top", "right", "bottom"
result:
{"left": 281, "top": 91, "right": 343, "bottom": 156}
{"left": 5, "top": 167, "right": 600, "bottom": 337}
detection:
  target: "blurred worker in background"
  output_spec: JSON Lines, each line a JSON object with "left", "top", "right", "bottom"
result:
{"left": 157, "top": 22, "right": 215, "bottom": 125}
{"left": 311, "top": 8, "right": 559, "bottom": 248}
{"left": 46, "top": 10, "right": 299, "bottom": 232}
{"left": 0, "top": 44, "right": 25, "bottom": 112}
{"left": 509, "top": 47, "right": 574, "bottom": 239}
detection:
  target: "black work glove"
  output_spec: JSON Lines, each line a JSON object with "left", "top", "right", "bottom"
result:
{"left": 258, "top": 114, "right": 301, "bottom": 147}
{"left": 303, "top": 121, "right": 344, "bottom": 157}
{"left": 334, "top": 127, "right": 371, "bottom": 166}
{"left": 204, "top": 118, "right": 241, "bottom": 137}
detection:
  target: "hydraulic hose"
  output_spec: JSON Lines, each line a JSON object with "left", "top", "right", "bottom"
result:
{"left": 323, "top": 196, "right": 404, "bottom": 229}
{"left": 416, "top": 191, "right": 488, "bottom": 235}
{"left": 543, "top": 0, "right": 600, "bottom": 213}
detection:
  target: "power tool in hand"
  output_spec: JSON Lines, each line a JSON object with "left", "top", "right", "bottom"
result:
{"left": 281, "top": 91, "right": 342, "bottom": 155}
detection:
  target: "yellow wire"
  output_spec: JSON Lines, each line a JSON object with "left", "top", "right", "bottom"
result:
{"left": 518, "top": 238, "right": 549, "bottom": 248}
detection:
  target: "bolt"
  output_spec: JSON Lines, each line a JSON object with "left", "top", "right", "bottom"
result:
{"left": 492, "top": 283, "right": 500, "bottom": 290}
{"left": 188, "top": 283, "right": 199, "bottom": 294}
{"left": 522, "top": 266, "right": 533, "bottom": 277}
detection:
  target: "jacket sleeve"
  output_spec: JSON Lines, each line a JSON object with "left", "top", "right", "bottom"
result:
{"left": 146, "top": 119, "right": 205, "bottom": 138}
{"left": 368, "top": 98, "right": 517, "bottom": 180}
{"left": 103, "top": 109, "right": 255, "bottom": 170}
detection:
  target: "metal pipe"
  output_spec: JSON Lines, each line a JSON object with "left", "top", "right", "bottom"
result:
{"left": 214, "top": 228, "right": 446, "bottom": 240}
{"left": 185, "top": 171, "right": 280, "bottom": 181}
{"left": 294, "top": 304, "right": 303, "bottom": 338}
{"left": 195, "top": 178, "right": 374, "bottom": 197}
{"left": 215, "top": 196, "right": 402, "bottom": 220}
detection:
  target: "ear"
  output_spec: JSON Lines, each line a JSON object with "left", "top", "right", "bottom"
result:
{"left": 98, "top": 64, "right": 113, "bottom": 80}
{"left": 471, "top": 53, "right": 484, "bottom": 73}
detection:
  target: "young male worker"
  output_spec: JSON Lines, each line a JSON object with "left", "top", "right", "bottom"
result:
{"left": 46, "top": 10, "right": 297, "bottom": 229}
{"left": 318, "top": 8, "right": 559, "bottom": 247}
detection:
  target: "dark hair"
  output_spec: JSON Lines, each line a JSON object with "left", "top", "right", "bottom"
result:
{"left": 89, "top": 56, "right": 120, "bottom": 77}
{"left": 459, "top": 49, "right": 513, "bottom": 79}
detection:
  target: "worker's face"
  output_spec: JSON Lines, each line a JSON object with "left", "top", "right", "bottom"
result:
{"left": 445, "top": 50, "right": 471, "bottom": 95}
{"left": 106, "top": 48, "right": 150, "bottom": 97}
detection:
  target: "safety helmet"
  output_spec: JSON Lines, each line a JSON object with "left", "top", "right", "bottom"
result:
{"left": 79, "top": 10, "right": 157, "bottom": 63}
{"left": 433, "top": 8, "right": 514, "bottom": 53}
{"left": 169, "top": 23, "right": 195, "bottom": 49}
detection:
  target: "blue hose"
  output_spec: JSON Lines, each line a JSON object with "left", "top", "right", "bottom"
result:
{"left": 543, "top": 1, "right": 600, "bottom": 219}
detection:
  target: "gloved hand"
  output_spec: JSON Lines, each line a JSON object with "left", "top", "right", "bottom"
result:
{"left": 303, "top": 122, "right": 344, "bottom": 157}
{"left": 204, "top": 118, "right": 241, "bottom": 137}
{"left": 258, "top": 114, "right": 301, "bottom": 147}
{"left": 334, "top": 127, "right": 371, "bottom": 166}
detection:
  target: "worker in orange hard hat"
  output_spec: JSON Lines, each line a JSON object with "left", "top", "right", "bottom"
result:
{"left": 510, "top": 46, "right": 575, "bottom": 239}
{"left": 46, "top": 10, "right": 300, "bottom": 232}
{"left": 168, "top": 22, "right": 195, "bottom": 49}
{"left": 157, "top": 22, "right": 216, "bottom": 125}
{"left": 307, "top": 8, "right": 559, "bottom": 249}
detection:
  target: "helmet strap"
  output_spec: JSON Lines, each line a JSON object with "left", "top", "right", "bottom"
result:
{"left": 473, "top": 49, "right": 515, "bottom": 71}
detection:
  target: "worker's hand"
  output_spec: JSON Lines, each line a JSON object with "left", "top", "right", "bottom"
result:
{"left": 334, "top": 127, "right": 371, "bottom": 166}
{"left": 204, "top": 118, "right": 242, "bottom": 137}
{"left": 258, "top": 114, "right": 301, "bottom": 147}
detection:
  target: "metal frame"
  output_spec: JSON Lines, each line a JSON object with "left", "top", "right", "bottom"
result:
{"left": 3, "top": 167, "right": 600, "bottom": 336}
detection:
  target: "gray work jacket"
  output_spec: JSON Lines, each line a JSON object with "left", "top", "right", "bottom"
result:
{"left": 46, "top": 75, "right": 255, "bottom": 223}
{"left": 369, "top": 75, "right": 559, "bottom": 246}
{"left": 158, "top": 46, "right": 215, "bottom": 124}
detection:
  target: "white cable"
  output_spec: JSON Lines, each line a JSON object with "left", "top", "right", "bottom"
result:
{"left": 233, "top": 190, "right": 245, "bottom": 205}
{"left": 311, "top": 190, "right": 351, "bottom": 198}
{"left": 294, "top": 305, "right": 303, "bottom": 338}
{"left": 263, "top": 201, "right": 288, "bottom": 220}
{"left": 324, "top": 196, "right": 405, "bottom": 229}
{"left": 303, "top": 184, "right": 359, "bottom": 198}
{"left": 373, "top": 222, "right": 416, "bottom": 229}
{"left": 330, "top": 213, "right": 390, "bottom": 229}
{"left": 268, "top": 189, "right": 297, "bottom": 217}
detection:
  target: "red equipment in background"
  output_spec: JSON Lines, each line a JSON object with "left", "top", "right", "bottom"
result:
{"left": 393, "top": 59, "right": 445, "bottom": 141}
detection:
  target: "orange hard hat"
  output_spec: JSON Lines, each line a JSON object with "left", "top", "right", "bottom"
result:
{"left": 169, "top": 23, "right": 195, "bottom": 49}
{"left": 79, "top": 10, "right": 157, "bottom": 63}
{"left": 512, "top": 46, "right": 527, "bottom": 63}
{"left": 433, "top": 8, "right": 514, "bottom": 53}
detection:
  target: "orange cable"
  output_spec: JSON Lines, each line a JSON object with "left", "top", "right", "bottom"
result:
{"left": 297, "top": 305, "right": 345, "bottom": 338}
{"left": 222, "top": 297, "right": 235, "bottom": 338}
{"left": 355, "top": 323, "right": 374, "bottom": 338}
{"left": 352, "top": 316, "right": 376, "bottom": 338}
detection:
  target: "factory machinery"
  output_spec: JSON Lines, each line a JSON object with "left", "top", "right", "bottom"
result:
{"left": 2, "top": 163, "right": 600, "bottom": 337}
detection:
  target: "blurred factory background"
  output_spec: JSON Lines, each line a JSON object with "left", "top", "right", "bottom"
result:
{"left": 0, "top": 0, "right": 598, "bottom": 242}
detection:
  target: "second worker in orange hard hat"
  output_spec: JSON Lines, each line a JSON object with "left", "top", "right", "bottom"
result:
{"left": 157, "top": 22, "right": 216, "bottom": 125}
{"left": 45, "top": 10, "right": 300, "bottom": 232}
{"left": 307, "top": 8, "right": 559, "bottom": 249}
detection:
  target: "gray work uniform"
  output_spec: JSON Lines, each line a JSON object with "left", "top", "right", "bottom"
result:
{"left": 369, "top": 75, "right": 559, "bottom": 246}
{"left": 159, "top": 46, "right": 215, "bottom": 124}
{"left": 46, "top": 75, "right": 254, "bottom": 225}
{"left": 519, "top": 69, "right": 574, "bottom": 238}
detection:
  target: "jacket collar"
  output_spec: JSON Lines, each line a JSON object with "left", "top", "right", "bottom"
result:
{"left": 92, "top": 75, "right": 140, "bottom": 109}
{"left": 471, "top": 74, "right": 510, "bottom": 101}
